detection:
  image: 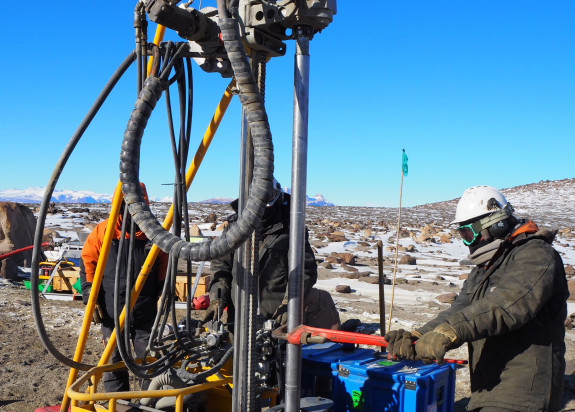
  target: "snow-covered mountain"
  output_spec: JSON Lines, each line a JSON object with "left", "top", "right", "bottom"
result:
{"left": 306, "top": 193, "right": 334, "bottom": 207}
{"left": 410, "top": 178, "right": 575, "bottom": 230}
{"left": 200, "top": 197, "right": 235, "bottom": 205}
{"left": 281, "top": 187, "right": 335, "bottom": 207}
{"left": 0, "top": 188, "right": 112, "bottom": 204}
{"left": 0, "top": 187, "right": 335, "bottom": 207}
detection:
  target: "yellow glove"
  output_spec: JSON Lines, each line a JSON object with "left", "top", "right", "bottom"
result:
{"left": 384, "top": 329, "right": 422, "bottom": 361}
{"left": 272, "top": 300, "right": 289, "bottom": 326}
{"left": 415, "top": 323, "right": 461, "bottom": 364}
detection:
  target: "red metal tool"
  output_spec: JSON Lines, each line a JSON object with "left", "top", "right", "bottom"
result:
{"left": 272, "top": 324, "right": 467, "bottom": 365}
{"left": 0, "top": 242, "right": 50, "bottom": 261}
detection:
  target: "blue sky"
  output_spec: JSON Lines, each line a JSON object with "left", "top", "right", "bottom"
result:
{"left": 1, "top": 1, "right": 573, "bottom": 207}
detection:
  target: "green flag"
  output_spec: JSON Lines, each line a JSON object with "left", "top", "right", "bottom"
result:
{"left": 402, "top": 149, "right": 408, "bottom": 176}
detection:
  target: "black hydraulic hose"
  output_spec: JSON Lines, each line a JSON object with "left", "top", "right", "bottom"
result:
{"left": 119, "top": 17, "right": 275, "bottom": 262}
{"left": 113, "top": 211, "right": 141, "bottom": 375}
{"left": 149, "top": 43, "right": 161, "bottom": 78}
{"left": 178, "top": 344, "right": 234, "bottom": 383}
{"left": 113, "top": 236, "right": 185, "bottom": 377}
{"left": 30, "top": 51, "right": 136, "bottom": 370}
{"left": 177, "top": 58, "right": 195, "bottom": 341}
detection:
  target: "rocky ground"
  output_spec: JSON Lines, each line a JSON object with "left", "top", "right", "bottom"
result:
{"left": 1, "top": 187, "right": 575, "bottom": 411}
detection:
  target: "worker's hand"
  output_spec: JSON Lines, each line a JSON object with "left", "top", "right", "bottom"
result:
{"left": 272, "top": 300, "right": 289, "bottom": 326}
{"left": 92, "top": 303, "right": 105, "bottom": 324}
{"left": 415, "top": 323, "right": 461, "bottom": 364}
{"left": 203, "top": 299, "right": 226, "bottom": 323}
{"left": 383, "top": 329, "right": 421, "bottom": 361}
{"left": 81, "top": 282, "right": 92, "bottom": 305}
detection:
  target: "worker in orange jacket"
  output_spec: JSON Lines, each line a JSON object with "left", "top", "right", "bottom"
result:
{"left": 80, "top": 183, "right": 169, "bottom": 392}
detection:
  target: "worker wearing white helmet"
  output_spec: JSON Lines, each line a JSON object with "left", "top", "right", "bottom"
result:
{"left": 385, "top": 185, "right": 568, "bottom": 411}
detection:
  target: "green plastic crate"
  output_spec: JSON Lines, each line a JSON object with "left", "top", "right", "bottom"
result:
{"left": 23, "top": 279, "right": 53, "bottom": 293}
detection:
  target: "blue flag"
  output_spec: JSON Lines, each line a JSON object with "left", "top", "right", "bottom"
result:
{"left": 402, "top": 149, "right": 408, "bottom": 176}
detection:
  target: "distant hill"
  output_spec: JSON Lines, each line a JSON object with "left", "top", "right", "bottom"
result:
{"left": 200, "top": 197, "right": 235, "bottom": 205}
{"left": 0, "top": 188, "right": 112, "bottom": 204}
{"left": 410, "top": 178, "right": 575, "bottom": 229}
{"left": 0, "top": 188, "right": 335, "bottom": 207}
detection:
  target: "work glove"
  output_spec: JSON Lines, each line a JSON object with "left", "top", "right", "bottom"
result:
{"left": 81, "top": 281, "right": 92, "bottom": 305}
{"left": 203, "top": 298, "right": 226, "bottom": 323}
{"left": 272, "top": 300, "right": 289, "bottom": 327}
{"left": 415, "top": 323, "right": 461, "bottom": 365}
{"left": 383, "top": 329, "right": 422, "bottom": 361}
{"left": 92, "top": 303, "right": 105, "bottom": 325}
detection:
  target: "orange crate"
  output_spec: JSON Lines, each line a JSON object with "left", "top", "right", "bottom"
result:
{"left": 174, "top": 274, "right": 209, "bottom": 301}
{"left": 51, "top": 266, "right": 81, "bottom": 293}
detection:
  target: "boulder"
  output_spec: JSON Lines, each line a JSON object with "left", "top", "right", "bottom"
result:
{"left": 439, "top": 233, "right": 452, "bottom": 243}
{"left": 342, "top": 263, "right": 358, "bottom": 272}
{"left": 325, "top": 256, "right": 342, "bottom": 264}
{"left": 190, "top": 224, "right": 203, "bottom": 237}
{"left": 340, "top": 318, "right": 362, "bottom": 332}
{"left": 331, "top": 252, "right": 357, "bottom": 265}
{"left": 335, "top": 285, "right": 352, "bottom": 294}
{"left": 0, "top": 202, "right": 37, "bottom": 272}
{"left": 565, "top": 265, "right": 575, "bottom": 277}
{"left": 327, "top": 232, "right": 348, "bottom": 242}
{"left": 0, "top": 258, "right": 19, "bottom": 280}
{"left": 437, "top": 292, "right": 457, "bottom": 304}
{"left": 399, "top": 255, "right": 417, "bottom": 265}
{"left": 568, "top": 279, "right": 575, "bottom": 301}
{"left": 358, "top": 276, "right": 379, "bottom": 285}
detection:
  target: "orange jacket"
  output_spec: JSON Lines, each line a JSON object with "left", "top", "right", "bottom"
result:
{"left": 81, "top": 218, "right": 168, "bottom": 283}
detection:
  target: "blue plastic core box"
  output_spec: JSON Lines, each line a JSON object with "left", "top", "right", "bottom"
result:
{"left": 332, "top": 357, "right": 456, "bottom": 412}
{"left": 301, "top": 343, "right": 376, "bottom": 400}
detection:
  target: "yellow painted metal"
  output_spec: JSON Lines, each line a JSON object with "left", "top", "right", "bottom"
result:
{"left": 184, "top": 79, "right": 236, "bottom": 191}
{"left": 62, "top": 22, "right": 168, "bottom": 412}
{"left": 146, "top": 24, "right": 166, "bottom": 75}
{"left": 67, "top": 363, "right": 233, "bottom": 412}
{"left": 64, "top": 80, "right": 236, "bottom": 409}
{"left": 61, "top": 182, "right": 124, "bottom": 412}
{"left": 94, "top": 76, "right": 236, "bottom": 385}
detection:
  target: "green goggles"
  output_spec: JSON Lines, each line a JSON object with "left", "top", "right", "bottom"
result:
{"left": 456, "top": 205, "right": 513, "bottom": 246}
{"left": 457, "top": 223, "right": 482, "bottom": 246}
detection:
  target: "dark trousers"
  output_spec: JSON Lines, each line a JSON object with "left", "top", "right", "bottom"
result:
{"left": 101, "top": 322, "right": 151, "bottom": 392}
{"left": 473, "top": 408, "right": 519, "bottom": 412}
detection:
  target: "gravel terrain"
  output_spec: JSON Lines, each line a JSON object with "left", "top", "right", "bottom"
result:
{"left": 2, "top": 179, "right": 575, "bottom": 411}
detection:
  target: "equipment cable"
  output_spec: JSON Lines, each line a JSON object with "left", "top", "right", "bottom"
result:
{"left": 118, "top": 3, "right": 275, "bottom": 263}
{"left": 29, "top": 51, "right": 136, "bottom": 370}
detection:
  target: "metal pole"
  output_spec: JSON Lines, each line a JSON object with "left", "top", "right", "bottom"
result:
{"left": 232, "top": 110, "right": 249, "bottom": 412}
{"left": 285, "top": 26, "right": 311, "bottom": 412}
{"left": 377, "top": 240, "right": 386, "bottom": 351}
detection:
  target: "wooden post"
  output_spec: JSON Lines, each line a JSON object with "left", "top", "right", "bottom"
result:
{"left": 377, "top": 240, "right": 386, "bottom": 349}
{"left": 387, "top": 170, "right": 405, "bottom": 334}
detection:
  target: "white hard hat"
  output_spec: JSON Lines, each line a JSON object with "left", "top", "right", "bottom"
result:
{"left": 452, "top": 186, "right": 510, "bottom": 225}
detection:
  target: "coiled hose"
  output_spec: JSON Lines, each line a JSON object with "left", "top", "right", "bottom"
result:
{"left": 30, "top": 51, "right": 137, "bottom": 370}
{"left": 119, "top": 15, "right": 275, "bottom": 262}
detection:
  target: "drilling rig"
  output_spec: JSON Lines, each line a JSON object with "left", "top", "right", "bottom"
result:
{"left": 30, "top": 1, "right": 337, "bottom": 411}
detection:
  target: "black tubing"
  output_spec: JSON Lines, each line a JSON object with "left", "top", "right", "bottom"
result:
{"left": 29, "top": 51, "right": 137, "bottom": 370}
{"left": 119, "top": 17, "right": 275, "bottom": 262}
